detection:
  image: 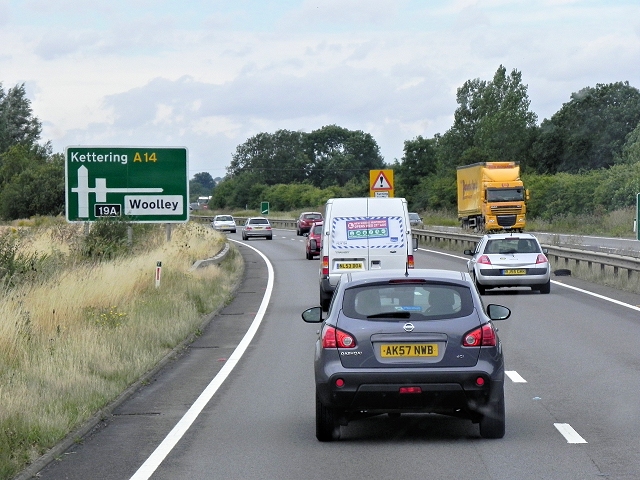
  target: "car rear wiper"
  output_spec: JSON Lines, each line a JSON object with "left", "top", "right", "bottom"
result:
{"left": 366, "top": 311, "right": 411, "bottom": 319}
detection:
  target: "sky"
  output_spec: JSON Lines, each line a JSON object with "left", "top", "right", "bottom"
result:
{"left": 2, "top": 0, "right": 640, "bottom": 180}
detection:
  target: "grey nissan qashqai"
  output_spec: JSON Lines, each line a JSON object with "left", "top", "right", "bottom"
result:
{"left": 302, "top": 268, "right": 511, "bottom": 441}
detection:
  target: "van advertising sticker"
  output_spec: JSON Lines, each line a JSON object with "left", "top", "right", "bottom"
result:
{"left": 346, "top": 218, "right": 389, "bottom": 239}
{"left": 331, "top": 216, "right": 405, "bottom": 249}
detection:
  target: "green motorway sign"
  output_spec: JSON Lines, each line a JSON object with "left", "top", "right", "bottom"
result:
{"left": 65, "top": 146, "right": 189, "bottom": 223}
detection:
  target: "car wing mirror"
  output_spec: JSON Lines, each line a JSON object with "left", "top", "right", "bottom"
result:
{"left": 302, "top": 306, "right": 323, "bottom": 323}
{"left": 487, "top": 304, "right": 510, "bottom": 320}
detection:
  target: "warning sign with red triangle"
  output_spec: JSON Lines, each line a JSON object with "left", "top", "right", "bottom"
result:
{"left": 370, "top": 170, "right": 393, "bottom": 190}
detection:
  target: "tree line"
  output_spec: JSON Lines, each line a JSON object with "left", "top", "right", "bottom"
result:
{"left": 2, "top": 66, "right": 640, "bottom": 221}
{"left": 209, "top": 66, "right": 640, "bottom": 219}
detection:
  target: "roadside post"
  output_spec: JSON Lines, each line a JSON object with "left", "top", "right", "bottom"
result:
{"left": 155, "top": 261, "right": 162, "bottom": 288}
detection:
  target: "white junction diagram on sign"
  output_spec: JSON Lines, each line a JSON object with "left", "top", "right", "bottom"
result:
{"left": 71, "top": 165, "right": 165, "bottom": 218}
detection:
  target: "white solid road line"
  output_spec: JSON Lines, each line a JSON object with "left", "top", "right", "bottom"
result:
{"left": 421, "top": 247, "right": 640, "bottom": 312}
{"left": 554, "top": 423, "right": 588, "bottom": 444}
{"left": 129, "top": 240, "right": 274, "bottom": 480}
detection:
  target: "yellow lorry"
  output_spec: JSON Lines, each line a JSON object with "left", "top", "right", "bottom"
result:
{"left": 456, "top": 162, "right": 528, "bottom": 232}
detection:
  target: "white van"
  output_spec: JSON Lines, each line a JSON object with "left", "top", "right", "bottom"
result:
{"left": 319, "top": 197, "right": 417, "bottom": 310}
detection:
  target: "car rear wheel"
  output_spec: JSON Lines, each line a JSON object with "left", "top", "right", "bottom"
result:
{"left": 474, "top": 276, "right": 486, "bottom": 295}
{"left": 537, "top": 280, "right": 551, "bottom": 294}
{"left": 266, "top": 235, "right": 273, "bottom": 240}
{"left": 242, "top": 233, "right": 247, "bottom": 240}
{"left": 306, "top": 250, "right": 312, "bottom": 260}
{"left": 316, "top": 394, "right": 339, "bottom": 441}
{"left": 479, "top": 387, "right": 505, "bottom": 439}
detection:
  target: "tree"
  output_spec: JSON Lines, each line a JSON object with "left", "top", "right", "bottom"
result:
{"left": 393, "top": 136, "right": 438, "bottom": 205}
{"left": 616, "top": 120, "right": 640, "bottom": 165}
{"left": 305, "top": 125, "right": 385, "bottom": 188}
{"left": 227, "top": 130, "right": 309, "bottom": 185}
{"left": 532, "top": 82, "right": 640, "bottom": 173}
{"left": 0, "top": 153, "right": 65, "bottom": 219}
{"left": 192, "top": 172, "right": 215, "bottom": 191}
{"left": 0, "top": 83, "right": 42, "bottom": 154}
{"left": 440, "top": 66, "right": 538, "bottom": 172}
{"left": 189, "top": 172, "right": 216, "bottom": 201}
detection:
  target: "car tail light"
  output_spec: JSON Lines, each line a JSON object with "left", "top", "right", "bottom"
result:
{"left": 407, "top": 255, "right": 415, "bottom": 269}
{"left": 321, "top": 325, "right": 356, "bottom": 349}
{"left": 536, "top": 254, "right": 548, "bottom": 264}
{"left": 322, "top": 256, "right": 329, "bottom": 275}
{"left": 477, "top": 255, "right": 491, "bottom": 265}
{"left": 246, "top": 226, "right": 252, "bottom": 231}
{"left": 463, "top": 323, "right": 497, "bottom": 347}
{"left": 266, "top": 226, "right": 272, "bottom": 230}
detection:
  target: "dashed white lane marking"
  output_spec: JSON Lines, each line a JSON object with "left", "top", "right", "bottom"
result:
{"left": 505, "top": 370, "right": 527, "bottom": 383}
{"left": 554, "top": 423, "right": 588, "bottom": 443}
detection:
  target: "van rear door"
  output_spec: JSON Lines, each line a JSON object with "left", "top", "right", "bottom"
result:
{"left": 328, "top": 198, "right": 409, "bottom": 280}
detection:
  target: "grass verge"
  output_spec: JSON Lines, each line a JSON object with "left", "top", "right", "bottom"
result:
{"left": 0, "top": 221, "right": 243, "bottom": 479}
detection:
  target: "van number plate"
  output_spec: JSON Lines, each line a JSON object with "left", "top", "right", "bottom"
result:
{"left": 336, "top": 262, "right": 364, "bottom": 270}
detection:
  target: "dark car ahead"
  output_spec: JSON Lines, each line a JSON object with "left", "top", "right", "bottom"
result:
{"left": 305, "top": 221, "right": 323, "bottom": 260}
{"left": 296, "top": 211, "right": 323, "bottom": 236}
{"left": 302, "top": 268, "right": 510, "bottom": 441}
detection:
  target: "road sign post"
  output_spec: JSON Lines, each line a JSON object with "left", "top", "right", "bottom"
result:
{"left": 65, "top": 146, "right": 188, "bottom": 223}
{"left": 637, "top": 193, "right": 640, "bottom": 240}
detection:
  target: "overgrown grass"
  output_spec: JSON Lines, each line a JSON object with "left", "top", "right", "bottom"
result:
{"left": 0, "top": 221, "right": 243, "bottom": 479}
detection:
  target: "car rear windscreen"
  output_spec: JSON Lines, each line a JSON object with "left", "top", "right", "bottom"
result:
{"left": 342, "top": 283, "right": 474, "bottom": 319}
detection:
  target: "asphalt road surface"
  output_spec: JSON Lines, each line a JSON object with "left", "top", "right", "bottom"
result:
{"left": 29, "top": 228, "right": 640, "bottom": 480}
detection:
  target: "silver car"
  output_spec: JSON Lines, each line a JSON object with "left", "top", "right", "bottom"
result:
{"left": 211, "top": 215, "right": 236, "bottom": 233}
{"left": 241, "top": 217, "right": 273, "bottom": 240}
{"left": 464, "top": 233, "right": 551, "bottom": 294}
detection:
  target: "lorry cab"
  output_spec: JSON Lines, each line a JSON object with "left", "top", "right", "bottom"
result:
{"left": 319, "top": 197, "right": 417, "bottom": 311}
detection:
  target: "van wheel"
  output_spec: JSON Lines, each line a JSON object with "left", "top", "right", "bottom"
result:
{"left": 320, "top": 290, "right": 332, "bottom": 311}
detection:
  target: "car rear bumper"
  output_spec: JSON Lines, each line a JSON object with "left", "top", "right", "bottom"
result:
{"left": 316, "top": 364, "right": 504, "bottom": 416}
{"left": 476, "top": 267, "right": 550, "bottom": 286}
